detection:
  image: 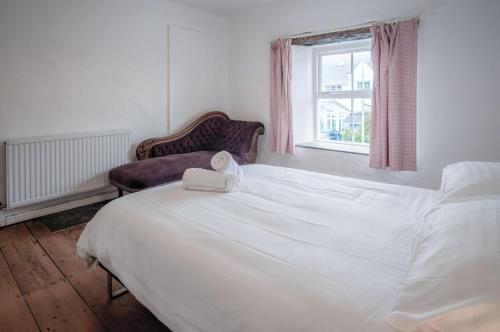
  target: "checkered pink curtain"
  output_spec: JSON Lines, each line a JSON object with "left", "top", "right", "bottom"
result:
{"left": 270, "top": 38, "right": 294, "bottom": 155}
{"left": 369, "top": 19, "right": 418, "bottom": 171}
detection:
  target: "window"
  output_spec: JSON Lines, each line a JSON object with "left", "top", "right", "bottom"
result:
{"left": 356, "top": 81, "right": 371, "bottom": 90}
{"left": 325, "top": 84, "right": 343, "bottom": 91}
{"left": 314, "top": 40, "right": 372, "bottom": 154}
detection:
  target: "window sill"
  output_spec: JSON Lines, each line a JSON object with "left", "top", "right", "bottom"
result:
{"left": 295, "top": 141, "right": 369, "bottom": 155}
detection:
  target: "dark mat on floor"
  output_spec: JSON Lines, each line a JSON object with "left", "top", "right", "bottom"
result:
{"left": 40, "top": 201, "right": 111, "bottom": 232}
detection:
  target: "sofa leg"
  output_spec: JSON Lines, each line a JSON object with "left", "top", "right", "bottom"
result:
{"left": 117, "top": 188, "right": 123, "bottom": 197}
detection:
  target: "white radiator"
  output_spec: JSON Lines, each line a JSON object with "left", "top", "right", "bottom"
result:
{"left": 5, "top": 130, "right": 130, "bottom": 209}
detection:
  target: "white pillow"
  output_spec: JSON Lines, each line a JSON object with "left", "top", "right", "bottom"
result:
{"left": 386, "top": 199, "right": 500, "bottom": 332}
{"left": 440, "top": 161, "right": 500, "bottom": 201}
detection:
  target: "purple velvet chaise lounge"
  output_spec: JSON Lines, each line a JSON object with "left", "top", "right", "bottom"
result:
{"left": 109, "top": 111, "right": 265, "bottom": 195}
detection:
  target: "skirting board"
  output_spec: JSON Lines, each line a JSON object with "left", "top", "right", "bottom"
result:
{"left": 0, "top": 188, "right": 118, "bottom": 227}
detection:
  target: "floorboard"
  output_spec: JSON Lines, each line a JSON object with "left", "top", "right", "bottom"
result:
{"left": 0, "top": 250, "right": 39, "bottom": 332}
{"left": 0, "top": 224, "right": 64, "bottom": 295}
{"left": 0, "top": 219, "right": 170, "bottom": 332}
{"left": 25, "top": 279, "right": 106, "bottom": 332}
{"left": 26, "top": 221, "right": 169, "bottom": 332}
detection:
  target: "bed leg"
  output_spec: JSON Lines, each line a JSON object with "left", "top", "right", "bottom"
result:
{"left": 107, "top": 271, "right": 129, "bottom": 300}
{"left": 117, "top": 188, "right": 124, "bottom": 197}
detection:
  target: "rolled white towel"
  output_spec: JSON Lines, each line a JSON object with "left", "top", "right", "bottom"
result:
{"left": 211, "top": 151, "right": 243, "bottom": 180}
{"left": 182, "top": 168, "right": 237, "bottom": 193}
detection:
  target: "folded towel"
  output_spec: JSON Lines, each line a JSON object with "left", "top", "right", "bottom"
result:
{"left": 182, "top": 168, "right": 237, "bottom": 193}
{"left": 211, "top": 151, "right": 243, "bottom": 180}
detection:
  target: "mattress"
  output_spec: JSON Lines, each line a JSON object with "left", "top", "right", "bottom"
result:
{"left": 77, "top": 164, "right": 439, "bottom": 332}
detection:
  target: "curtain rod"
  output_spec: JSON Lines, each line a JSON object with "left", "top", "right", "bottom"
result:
{"left": 286, "top": 15, "right": 420, "bottom": 40}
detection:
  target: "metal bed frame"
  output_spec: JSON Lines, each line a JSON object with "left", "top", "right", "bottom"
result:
{"left": 98, "top": 262, "right": 129, "bottom": 300}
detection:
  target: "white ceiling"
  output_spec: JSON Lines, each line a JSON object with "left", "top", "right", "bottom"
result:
{"left": 172, "top": 0, "right": 291, "bottom": 16}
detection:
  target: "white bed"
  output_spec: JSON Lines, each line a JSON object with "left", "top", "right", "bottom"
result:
{"left": 77, "top": 164, "right": 440, "bottom": 332}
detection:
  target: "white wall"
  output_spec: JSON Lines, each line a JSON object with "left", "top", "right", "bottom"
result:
{"left": 291, "top": 45, "right": 314, "bottom": 144}
{"left": 228, "top": 0, "right": 500, "bottom": 189}
{"left": 1, "top": 0, "right": 499, "bottom": 209}
{"left": 0, "top": 0, "right": 229, "bottom": 206}
{"left": 169, "top": 25, "right": 228, "bottom": 132}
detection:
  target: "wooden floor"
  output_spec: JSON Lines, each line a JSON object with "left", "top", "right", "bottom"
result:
{"left": 0, "top": 220, "right": 170, "bottom": 332}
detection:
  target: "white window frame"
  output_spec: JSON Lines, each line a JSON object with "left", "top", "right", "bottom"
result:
{"left": 312, "top": 39, "right": 372, "bottom": 154}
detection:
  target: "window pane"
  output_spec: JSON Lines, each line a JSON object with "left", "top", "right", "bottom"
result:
{"left": 320, "top": 53, "right": 352, "bottom": 92}
{"left": 317, "top": 99, "right": 353, "bottom": 143}
{"left": 353, "top": 51, "right": 372, "bottom": 91}
{"left": 318, "top": 98, "right": 371, "bottom": 144}
{"left": 352, "top": 98, "right": 371, "bottom": 144}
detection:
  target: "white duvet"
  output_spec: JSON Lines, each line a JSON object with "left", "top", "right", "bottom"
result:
{"left": 77, "top": 165, "right": 438, "bottom": 332}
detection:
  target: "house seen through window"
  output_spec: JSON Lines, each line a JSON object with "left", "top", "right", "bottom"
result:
{"left": 315, "top": 40, "right": 372, "bottom": 153}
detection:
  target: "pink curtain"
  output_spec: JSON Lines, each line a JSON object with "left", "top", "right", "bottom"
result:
{"left": 369, "top": 19, "right": 418, "bottom": 171}
{"left": 270, "top": 38, "right": 294, "bottom": 155}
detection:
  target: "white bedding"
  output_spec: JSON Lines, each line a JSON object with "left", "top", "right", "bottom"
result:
{"left": 77, "top": 164, "right": 439, "bottom": 332}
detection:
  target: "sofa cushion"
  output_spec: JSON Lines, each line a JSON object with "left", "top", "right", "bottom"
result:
{"left": 109, "top": 151, "right": 242, "bottom": 191}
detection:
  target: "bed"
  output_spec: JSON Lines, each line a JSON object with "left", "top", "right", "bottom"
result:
{"left": 77, "top": 164, "right": 499, "bottom": 332}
